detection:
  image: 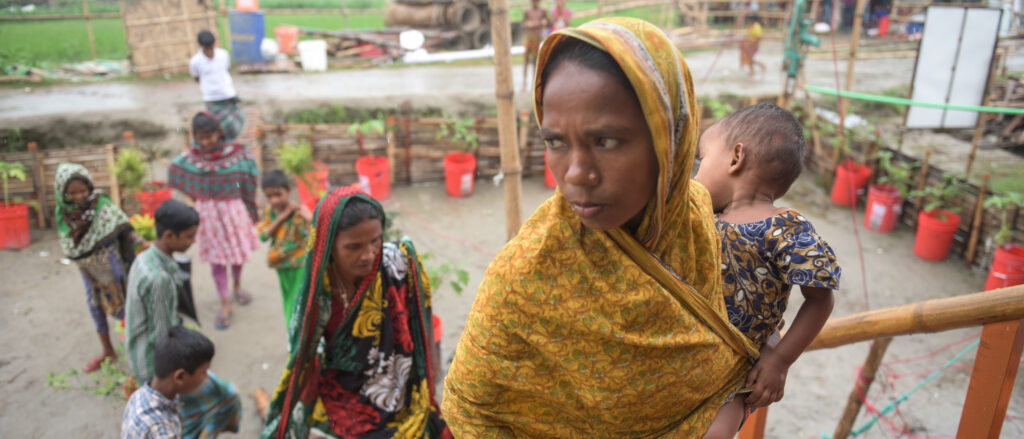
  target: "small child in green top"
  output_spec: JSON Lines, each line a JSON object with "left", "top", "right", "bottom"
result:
{"left": 256, "top": 170, "right": 313, "bottom": 329}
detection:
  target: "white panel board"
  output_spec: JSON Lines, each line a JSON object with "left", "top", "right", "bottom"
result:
{"left": 906, "top": 7, "right": 964, "bottom": 129}
{"left": 943, "top": 8, "right": 1002, "bottom": 128}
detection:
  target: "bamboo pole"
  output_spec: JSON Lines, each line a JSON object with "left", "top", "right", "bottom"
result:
{"left": 966, "top": 53, "right": 1001, "bottom": 177}
{"left": 254, "top": 128, "right": 263, "bottom": 172}
{"left": 27, "top": 142, "right": 47, "bottom": 228}
{"left": 842, "top": 0, "right": 869, "bottom": 116}
{"left": 912, "top": 150, "right": 931, "bottom": 215}
{"left": 105, "top": 144, "right": 121, "bottom": 208}
{"left": 386, "top": 116, "right": 397, "bottom": 183}
{"left": 956, "top": 320, "right": 1024, "bottom": 438}
{"left": 403, "top": 115, "right": 413, "bottom": 184}
{"left": 83, "top": 0, "right": 97, "bottom": 60}
{"left": 832, "top": 337, "right": 893, "bottom": 439}
{"left": 803, "top": 91, "right": 825, "bottom": 171}
{"left": 965, "top": 174, "right": 990, "bottom": 267}
{"left": 490, "top": 0, "right": 524, "bottom": 240}
{"left": 807, "top": 285, "right": 1024, "bottom": 350}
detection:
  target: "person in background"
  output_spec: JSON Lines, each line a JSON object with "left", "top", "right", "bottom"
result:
{"left": 168, "top": 112, "right": 260, "bottom": 330}
{"left": 55, "top": 162, "right": 146, "bottom": 372}
{"left": 189, "top": 30, "right": 245, "bottom": 141}
{"left": 739, "top": 15, "right": 765, "bottom": 77}
{"left": 695, "top": 104, "right": 840, "bottom": 437}
{"left": 124, "top": 200, "right": 242, "bottom": 438}
{"left": 521, "top": 0, "right": 550, "bottom": 92}
{"left": 120, "top": 326, "right": 215, "bottom": 439}
{"left": 256, "top": 170, "right": 312, "bottom": 330}
{"left": 551, "top": 0, "right": 571, "bottom": 31}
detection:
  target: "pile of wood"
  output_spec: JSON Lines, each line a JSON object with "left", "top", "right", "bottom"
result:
{"left": 384, "top": 0, "right": 519, "bottom": 50}
{"left": 983, "top": 75, "right": 1024, "bottom": 146}
{"left": 301, "top": 27, "right": 472, "bottom": 66}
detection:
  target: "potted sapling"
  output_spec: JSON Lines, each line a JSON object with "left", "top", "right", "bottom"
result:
{"left": 0, "top": 161, "right": 30, "bottom": 249}
{"left": 275, "top": 140, "right": 327, "bottom": 212}
{"left": 982, "top": 192, "right": 1024, "bottom": 290}
{"left": 349, "top": 116, "right": 390, "bottom": 200}
{"left": 830, "top": 125, "right": 875, "bottom": 207}
{"left": 909, "top": 174, "right": 966, "bottom": 262}
{"left": 437, "top": 113, "right": 479, "bottom": 198}
{"left": 864, "top": 150, "right": 917, "bottom": 233}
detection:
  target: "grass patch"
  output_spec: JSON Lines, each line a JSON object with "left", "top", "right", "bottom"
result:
{"left": 0, "top": 18, "right": 126, "bottom": 67}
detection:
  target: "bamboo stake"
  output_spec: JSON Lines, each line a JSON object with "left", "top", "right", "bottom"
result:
{"left": 386, "top": 116, "right": 397, "bottom": 183}
{"left": 490, "top": 0, "right": 524, "bottom": 240}
{"left": 105, "top": 144, "right": 121, "bottom": 208}
{"left": 803, "top": 90, "right": 825, "bottom": 171}
{"left": 956, "top": 320, "right": 1024, "bottom": 438}
{"left": 832, "top": 337, "right": 893, "bottom": 439}
{"left": 966, "top": 53, "right": 1001, "bottom": 177}
{"left": 27, "top": 142, "right": 47, "bottom": 228}
{"left": 912, "top": 150, "right": 931, "bottom": 215}
{"left": 808, "top": 285, "right": 1024, "bottom": 350}
{"left": 403, "top": 115, "right": 412, "bottom": 184}
{"left": 254, "top": 128, "right": 263, "bottom": 172}
{"left": 518, "top": 110, "right": 531, "bottom": 174}
{"left": 965, "top": 174, "right": 990, "bottom": 267}
{"left": 842, "top": 0, "right": 869, "bottom": 116}
{"left": 83, "top": 0, "right": 97, "bottom": 60}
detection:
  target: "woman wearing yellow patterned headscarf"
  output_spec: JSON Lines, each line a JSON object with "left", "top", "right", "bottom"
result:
{"left": 442, "top": 17, "right": 759, "bottom": 437}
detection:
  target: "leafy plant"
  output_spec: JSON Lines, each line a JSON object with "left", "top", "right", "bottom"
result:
{"left": 701, "top": 97, "right": 735, "bottom": 121}
{"left": 348, "top": 116, "right": 387, "bottom": 156}
{"left": 0, "top": 161, "right": 28, "bottom": 207}
{"left": 46, "top": 325, "right": 130, "bottom": 398}
{"left": 983, "top": 192, "right": 1024, "bottom": 246}
{"left": 436, "top": 113, "right": 479, "bottom": 153}
{"left": 114, "top": 148, "right": 147, "bottom": 196}
{"left": 873, "top": 150, "right": 918, "bottom": 197}
{"left": 275, "top": 140, "right": 316, "bottom": 189}
{"left": 421, "top": 252, "right": 470, "bottom": 295}
{"left": 130, "top": 214, "right": 157, "bottom": 242}
{"left": 910, "top": 174, "right": 966, "bottom": 218}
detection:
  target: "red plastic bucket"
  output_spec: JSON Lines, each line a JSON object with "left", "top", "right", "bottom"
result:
{"left": 135, "top": 182, "right": 173, "bottom": 217}
{"left": 985, "top": 244, "right": 1024, "bottom": 291}
{"left": 830, "top": 161, "right": 872, "bottom": 207}
{"left": 544, "top": 149, "right": 556, "bottom": 189}
{"left": 0, "top": 202, "right": 30, "bottom": 249}
{"left": 297, "top": 161, "right": 329, "bottom": 212}
{"left": 863, "top": 184, "right": 903, "bottom": 233}
{"left": 356, "top": 155, "right": 391, "bottom": 200}
{"left": 879, "top": 16, "right": 891, "bottom": 37}
{"left": 913, "top": 209, "right": 961, "bottom": 261}
{"left": 432, "top": 314, "right": 442, "bottom": 344}
{"left": 444, "top": 152, "right": 476, "bottom": 198}
{"left": 275, "top": 26, "right": 299, "bottom": 55}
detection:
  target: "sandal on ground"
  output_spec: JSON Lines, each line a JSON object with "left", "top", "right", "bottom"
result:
{"left": 233, "top": 290, "right": 253, "bottom": 306}
{"left": 83, "top": 354, "right": 114, "bottom": 373}
{"left": 214, "top": 313, "right": 232, "bottom": 330}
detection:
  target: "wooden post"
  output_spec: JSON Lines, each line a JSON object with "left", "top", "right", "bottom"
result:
{"left": 842, "top": 0, "right": 869, "bottom": 115}
{"left": 490, "top": 0, "right": 524, "bottom": 240}
{"left": 809, "top": 0, "right": 820, "bottom": 23}
{"left": 341, "top": 0, "right": 349, "bottom": 29}
{"left": 737, "top": 407, "right": 768, "bottom": 439}
{"left": 27, "top": 142, "right": 47, "bottom": 228}
{"left": 253, "top": 127, "right": 263, "bottom": 172}
{"left": 518, "top": 110, "right": 531, "bottom": 174}
{"left": 105, "top": 144, "right": 121, "bottom": 208}
{"left": 403, "top": 115, "right": 412, "bottom": 184}
{"left": 964, "top": 174, "right": 990, "bottom": 267}
{"left": 808, "top": 285, "right": 1024, "bottom": 351}
{"left": 956, "top": 320, "right": 1024, "bottom": 438}
{"left": 912, "top": 150, "right": 931, "bottom": 215}
{"left": 597, "top": 0, "right": 604, "bottom": 17}
{"left": 803, "top": 90, "right": 825, "bottom": 171}
{"left": 83, "top": 0, "right": 97, "bottom": 60}
{"left": 965, "top": 53, "right": 1001, "bottom": 177}
{"left": 386, "top": 116, "right": 397, "bottom": 183}
{"left": 833, "top": 337, "right": 893, "bottom": 439}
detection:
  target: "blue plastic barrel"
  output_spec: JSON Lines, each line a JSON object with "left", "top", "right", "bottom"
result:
{"left": 229, "top": 10, "right": 265, "bottom": 64}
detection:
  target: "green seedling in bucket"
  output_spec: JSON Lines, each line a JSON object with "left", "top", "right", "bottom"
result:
{"left": 984, "top": 192, "right": 1024, "bottom": 246}
{"left": 276, "top": 140, "right": 316, "bottom": 187}
{"left": 910, "top": 174, "right": 966, "bottom": 221}
{"left": 874, "top": 150, "right": 918, "bottom": 197}
{"left": 436, "top": 113, "right": 480, "bottom": 153}
{"left": 0, "top": 161, "right": 27, "bottom": 208}
{"left": 115, "top": 148, "right": 147, "bottom": 197}
{"left": 348, "top": 117, "right": 386, "bottom": 157}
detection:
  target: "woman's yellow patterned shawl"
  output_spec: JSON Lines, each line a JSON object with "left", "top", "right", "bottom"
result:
{"left": 442, "top": 17, "right": 757, "bottom": 437}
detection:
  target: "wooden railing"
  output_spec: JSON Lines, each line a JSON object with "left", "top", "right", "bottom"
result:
{"left": 738, "top": 284, "right": 1024, "bottom": 439}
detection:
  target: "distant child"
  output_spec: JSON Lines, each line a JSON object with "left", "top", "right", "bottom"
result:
{"left": 551, "top": 0, "right": 571, "bottom": 31}
{"left": 55, "top": 162, "right": 147, "bottom": 372}
{"left": 121, "top": 325, "right": 214, "bottom": 439}
{"left": 169, "top": 112, "right": 260, "bottom": 330}
{"left": 189, "top": 30, "right": 245, "bottom": 141}
{"left": 522, "top": 0, "right": 550, "bottom": 92}
{"left": 256, "top": 170, "right": 312, "bottom": 329}
{"left": 694, "top": 103, "right": 841, "bottom": 437}
{"left": 124, "top": 201, "right": 242, "bottom": 438}
{"left": 739, "top": 15, "right": 765, "bottom": 77}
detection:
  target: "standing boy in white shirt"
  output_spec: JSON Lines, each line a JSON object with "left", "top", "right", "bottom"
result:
{"left": 189, "top": 30, "right": 244, "bottom": 141}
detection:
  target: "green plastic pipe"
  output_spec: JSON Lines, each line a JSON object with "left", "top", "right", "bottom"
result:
{"left": 805, "top": 85, "right": 1024, "bottom": 115}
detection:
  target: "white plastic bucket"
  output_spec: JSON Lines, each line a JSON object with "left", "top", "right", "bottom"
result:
{"left": 298, "top": 39, "right": 328, "bottom": 72}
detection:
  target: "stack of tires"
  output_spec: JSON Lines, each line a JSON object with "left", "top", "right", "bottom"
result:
{"left": 386, "top": 0, "right": 521, "bottom": 50}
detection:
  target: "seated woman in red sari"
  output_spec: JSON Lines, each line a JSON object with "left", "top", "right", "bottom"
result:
{"left": 261, "top": 186, "right": 450, "bottom": 439}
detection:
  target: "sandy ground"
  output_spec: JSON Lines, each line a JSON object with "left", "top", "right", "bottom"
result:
{"left": 1, "top": 173, "right": 1023, "bottom": 438}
